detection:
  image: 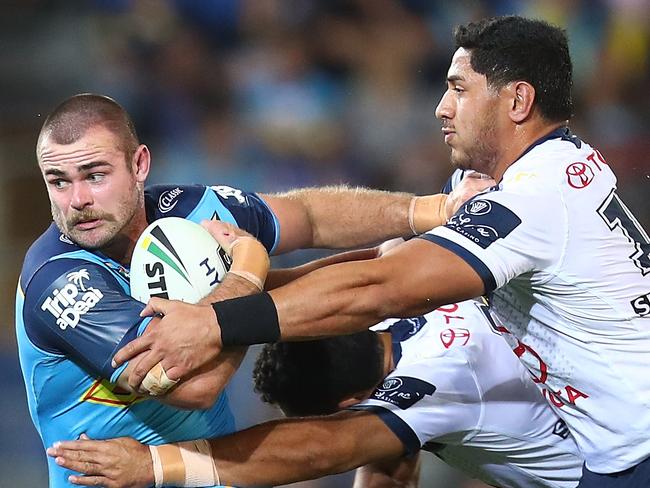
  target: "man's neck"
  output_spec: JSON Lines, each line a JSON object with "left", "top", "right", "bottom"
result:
{"left": 491, "top": 121, "right": 566, "bottom": 181}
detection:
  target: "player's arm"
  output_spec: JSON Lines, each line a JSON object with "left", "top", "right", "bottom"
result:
{"left": 261, "top": 173, "right": 494, "bottom": 253}
{"left": 265, "top": 247, "right": 379, "bottom": 290}
{"left": 266, "top": 238, "right": 485, "bottom": 339}
{"left": 353, "top": 455, "right": 421, "bottom": 488}
{"left": 48, "top": 410, "right": 406, "bottom": 488}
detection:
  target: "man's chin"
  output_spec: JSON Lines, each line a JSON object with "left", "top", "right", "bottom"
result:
{"left": 67, "top": 230, "right": 113, "bottom": 250}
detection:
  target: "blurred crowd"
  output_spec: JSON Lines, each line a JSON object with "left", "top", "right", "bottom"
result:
{"left": 1, "top": 0, "right": 648, "bottom": 486}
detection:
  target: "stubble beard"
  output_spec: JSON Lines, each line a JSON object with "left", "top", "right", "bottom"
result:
{"left": 51, "top": 184, "right": 144, "bottom": 251}
{"left": 449, "top": 112, "right": 500, "bottom": 177}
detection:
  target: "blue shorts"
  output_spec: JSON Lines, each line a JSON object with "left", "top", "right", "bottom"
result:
{"left": 578, "top": 457, "right": 650, "bottom": 488}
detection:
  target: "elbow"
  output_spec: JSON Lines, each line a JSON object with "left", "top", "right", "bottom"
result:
{"left": 165, "top": 387, "right": 222, "bottom": 410}
{"left": 191, "top": 393, "right": 220, "bottom": 410}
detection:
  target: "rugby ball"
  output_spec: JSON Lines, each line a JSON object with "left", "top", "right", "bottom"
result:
{"left": 130, "top": 217, "right": 232, "bottom": 304}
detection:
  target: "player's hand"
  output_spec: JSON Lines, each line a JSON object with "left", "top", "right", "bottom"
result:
{"left": 201, "top": 218, "right": 254, "bottom": 253}
{"left": 111, "top": 299, "right": 223, "bottom": 391}
{"left": 445, "top": 171, "right": 495, "bottom": 218}
{"left": 47, "top": 436, "right": 152, "bottom": 488}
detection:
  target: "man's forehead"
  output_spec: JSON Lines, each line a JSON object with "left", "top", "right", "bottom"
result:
{"left": 38, "top": 126, "right": 121, "bottom": 167}
{"left": 447, "top": 48, "right": 477, "bottom": 78}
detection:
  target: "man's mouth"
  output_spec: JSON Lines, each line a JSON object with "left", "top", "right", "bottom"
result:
{"left": 73, "top": 219, "right": 102, "bottom": 230}
{"left": 442, "top": 128, "right": 456, "bottom": 143}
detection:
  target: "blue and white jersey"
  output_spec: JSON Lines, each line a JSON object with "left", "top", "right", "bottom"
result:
{"left": 16, "top": 184, "right": 279, "bottom": 488}
{"left": 354, "top": 300, "right": 583, "bottom": 488}
{"left": 424, "top": 128, "right": 650, "bottom": 472}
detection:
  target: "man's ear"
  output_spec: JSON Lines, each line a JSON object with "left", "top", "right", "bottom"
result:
{"left": 132, "top": 144, "right": 151, "bottom": 183}
{"left": 507, "top": 81, "right": 536, "bottom": 123}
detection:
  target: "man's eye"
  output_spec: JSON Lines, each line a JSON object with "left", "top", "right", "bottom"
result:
{"left": 50, "top": 180, "right": 68, "bottom": 189}
{"left": 87, "top": 173, "right": 105, "bottom": 183}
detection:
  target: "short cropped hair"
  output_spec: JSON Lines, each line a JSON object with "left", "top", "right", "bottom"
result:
{"left": 37, "top": 93, "right": 139, "bottom": 161}
{"left": 253, "top": 331, "right": 385, "bottom": 416}
{"left": 454, "top": 16, "right": 573, "bottom": 122}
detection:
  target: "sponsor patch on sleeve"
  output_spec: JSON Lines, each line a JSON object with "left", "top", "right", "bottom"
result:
{"left": 444, "top": 199, "right": 521, "bottom": 249}
{"left": 371, "top": 376, "right": 436, "bottom": 410}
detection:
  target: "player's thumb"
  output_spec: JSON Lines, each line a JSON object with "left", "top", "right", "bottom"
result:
{"left": 140, "top": 297, "right": 168, "bottom": 317}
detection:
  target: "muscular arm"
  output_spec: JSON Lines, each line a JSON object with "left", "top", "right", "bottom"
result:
{"left": 213, "top": 411, "right": 403, "bottom": 486}
{"left": 262, "top": 186, "right": 414, "bottom": 252}
{"left": 269, "top": 238, "right": 485, "bottom": 340}
{"left": 49, "top": 410, "right": 406, "bottom": 487}
{"left": 265, "top": 248, "right": 379, "bottom": 290}
{"left": 263, "top": 174, "right": 494, "bottom": 253}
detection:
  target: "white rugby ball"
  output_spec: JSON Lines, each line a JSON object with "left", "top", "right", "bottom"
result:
{"left": 130, "top": 217, "right": 232, "bottom": 304}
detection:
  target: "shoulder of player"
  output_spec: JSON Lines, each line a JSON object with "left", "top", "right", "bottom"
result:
{"left": 23, "top": 254, "right": 124, "bottom": 299}
{"left": 399, "top": 303, "right": 499, "bottom": 363}
{"left": 144, "top": 184, "right": 209, "bottom": 220}
{"left": 503, "top": 136, "right": 613, "bottom": 195}
{"left": 20, "top": 224, "right": 85, "bottom": 291}
{"left": 144, "top": 183, "right": 264, "bottom": 221}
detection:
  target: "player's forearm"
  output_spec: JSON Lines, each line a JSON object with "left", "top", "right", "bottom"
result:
{"left": 269, "top": 259, "right": 403, "bottom": 340}
{"left": 213, "top": 413, "right": 401, "bottom": 486}
{"left": 160, "top": 347, "right": 246, "bottom": 409}
{"left": 268, "top": 186, "right": 449, "bottom": 250}
{"left": 214, "top": 240, "right": 485, "bottom": 345}
{"left": 199, "top": 273, "right": 260, "bottom": 304}
{"left": 265, "top": 248, "right": 379, "bottom": 290}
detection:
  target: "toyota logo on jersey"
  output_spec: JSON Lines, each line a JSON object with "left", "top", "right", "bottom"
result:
{"left": 566, "top": 162, "right": 594, "bottom": 189}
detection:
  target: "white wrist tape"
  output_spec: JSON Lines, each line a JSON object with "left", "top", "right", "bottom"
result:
{"left": 141, "top": 362, "right": 179, "bottom": 396}
{"left": 149, "top": 440, "right": 220, "bottom": 487}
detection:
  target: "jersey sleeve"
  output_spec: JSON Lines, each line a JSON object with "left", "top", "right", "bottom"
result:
{"left": 349, "top": 355, "right": 481, "bottom": 456}
{"left": 22, "top": 258, "right": 149, "bottom": 380}
{"left": 418, "top": 190, "right": 563, "bottom": 293}
{"left": 146, "top": 184, "right": 280, "bottom": 253}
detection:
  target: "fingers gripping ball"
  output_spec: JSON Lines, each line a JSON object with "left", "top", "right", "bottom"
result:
{"left": 130, "top": 217, "right": 232, "bottom": 395}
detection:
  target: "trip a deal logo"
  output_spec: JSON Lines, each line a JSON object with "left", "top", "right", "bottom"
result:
{"left": 41, "top": 269, "right": 104, "bottom": 330}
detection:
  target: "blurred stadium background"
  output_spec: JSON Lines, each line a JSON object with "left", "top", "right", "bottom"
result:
{"left": 1, "top": 0, "right": 648, "bottom": 486}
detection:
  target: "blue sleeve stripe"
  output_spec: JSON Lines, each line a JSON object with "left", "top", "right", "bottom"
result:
{"left": 349, "top": 405, "right": 421, "bottom": 455}
{"left": 190, "top": 188, "right": 237, "bottom": 225}
{"left": 255, "top": 194, "right": 280, "bottom": 255}
{"left": 137, "top": 316, "right": 154, "bottom": 336}
{"left": 109, "top": 361, "right": 128, "bottom": 383}
{"left": 417, "top": 234, "right": 496, "bottom": 293}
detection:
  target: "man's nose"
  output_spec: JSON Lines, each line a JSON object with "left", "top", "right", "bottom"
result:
{"left": 70, "top": 182, "right": 93, "bottom": 210}
{"left": 435, "top": 91, "right": 454, "bottom": 120}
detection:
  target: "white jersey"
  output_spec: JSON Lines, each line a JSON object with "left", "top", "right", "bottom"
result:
{"left": 354, "top": 300, "right": 583, "bottom": 488}
{"left": 425, "top": 128, "right": 650, "bottom": 472}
